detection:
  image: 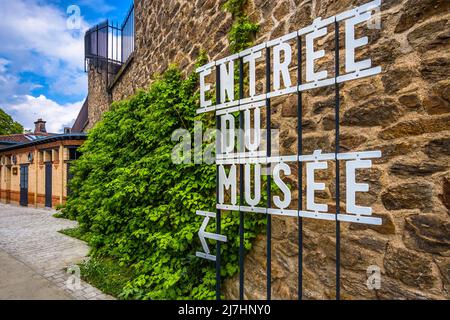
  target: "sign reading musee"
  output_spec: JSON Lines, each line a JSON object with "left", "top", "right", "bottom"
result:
{"left": 195, "top": 0, "right": 383, "bottom": 261}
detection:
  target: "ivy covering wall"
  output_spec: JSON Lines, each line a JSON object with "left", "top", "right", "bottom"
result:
{"left": 65, "top": 68, "right": 265, "bottom": 299}
{"left": 64, "top": 1, "right": 262, "bottom": 300}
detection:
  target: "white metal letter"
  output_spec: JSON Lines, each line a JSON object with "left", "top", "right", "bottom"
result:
{"left": 220, "top": 113, "right": 235, "bottom": 154}
{"left": 199, "top": 68, "right": 212, "bottom": 108}
{"left": 336, "top": 150, "right": 382, "bottom": 225}
{"left": 305, "top": 27, "right": 328, "bottom": 83}
{"left": 244, "top": 107, "right": 261, "bottom": 152}
{"left": 219, "top": 164, "right": 237, "bottom": 205}
{"left": 273, "top": 162, "right": 291, "bottom": 209}
{"left": 345, "top": 12, "right": 372, "bottom": 73}
{"left": 273, "top": 42, "right": 292, "bottom": 90}
{"left": 220, "top": 60, "right": 235, "bottom": 103}
{"left": 306, "top": 156, "right": 328, "bottom": 213}
{"left": 243, "top": 51, "right": 262, "bottom": 97}
{"left": 244, "top": 163, "right": 261, "bottom": 206}
{"left": 346, "top": 159, "right": 372, "bottom": 215}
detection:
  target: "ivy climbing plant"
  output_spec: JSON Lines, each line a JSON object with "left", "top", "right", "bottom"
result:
{"left": 64, "top": 2, "right": 263, "bottom": 300}
{"left": 223, "top": 0, "right": 260, "bottom": 53}
{"left": 65, "top": 68, "right": 264, "bottom": 299}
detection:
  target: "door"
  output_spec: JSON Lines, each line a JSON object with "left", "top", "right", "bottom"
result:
{"left": 20, "top": 165, "right": 28, "bottom": 206}
{"left": 45, "top": 162, "right": 52, "bottom": 207}
{"left": 5, "top": 166, "right": 11, "bottom": 203}
{"left": 67, "top": 162, "right": 74, "bottom": 196}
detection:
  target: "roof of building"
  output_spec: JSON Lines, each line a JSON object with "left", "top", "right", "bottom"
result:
{"left": 0, "top": 133, "right": 54, "bottom": 144}
{"left": 72, "top": 98, "right": 89, "bottom": 133}
{"left": 0, "top": 133, "right": 87, "bottom": 153}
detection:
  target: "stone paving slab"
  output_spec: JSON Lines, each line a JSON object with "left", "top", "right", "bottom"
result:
{"left": 0, "top": 203, "right": 115, "bottom": 300}
{"left": 0, "top": 250, "right": 72, "bottom": 300}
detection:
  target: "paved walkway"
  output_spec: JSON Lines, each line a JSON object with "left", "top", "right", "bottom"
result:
{"left": 0, "top": 203, "right": 114, "bottom": 300}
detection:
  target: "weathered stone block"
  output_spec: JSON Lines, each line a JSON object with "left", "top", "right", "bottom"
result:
{"left": 342, "top": 98, "right": 400, "bottom": 127}
{"left": 390, "top": 162, "right": 447, "bottom": 177}
{"left": 370, "top": 39, "right": 402, "bottom": 67}
{"left": 381, "top": 68, "right": 416, "bottom": 94}
{"left": 433, "top": 256, "right": 450, "bottom": 296}
{"left": 423, "top": 95, "right": 450, "bottom": 115}
{"left": 394, "top": 0, "right": 450, "bottom": 33}
{"left": 407, "top": 19, "right": 450, "bottom": 53}
{"left": 348, "top": 234, "right": 388, "bottom": 253}
{"left": 349, "top": 212, "right": 396, "bottom": 235}
{"left": 347, "top": 81, "right": 377, "bottom": 101}
{"left": 313, "top": 97, "right": 335, "bottom": 114}
{"left": 322, "top": 113, "right": 335, "bottom": 131}
{"left": 398, "top": 93, "right": 421, "bottom": 109}
{"left": 379, "top": 115, "right": 450, "bottom": 140}
{"left": 404, "top": 214, "right": 450, "bottom": 255}
{"left": 441, "top": 176, "right": 450, "bottom": 213}
{"left": 338, "top": 133, "right": 368, "bottom": 151}
{"left": 384, "top": 244, "right": 435, "bottom": 289}
{"left": 424, "top": 137, "right": 450, "bottom": 159}
{"left": 373, "top": 141, "right": 416, "bottom": 164}
{"left": 377, "top": 277, "right": 437, "bottom": 300}
{"left": 420, "top": 57, "right": 450, "bottom": 83}
{"left": 381, "top": 182, "right": 433, "bottom": 211}
{"left": 433, "top": 80, "right": 450, "bottom": 102}
{"left": 302, "top": 134, "right": 331, "bottom": 154}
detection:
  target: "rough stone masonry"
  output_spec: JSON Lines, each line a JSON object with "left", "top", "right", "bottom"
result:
{"left": 86, "top": 0, "right": 450, "bottom": 299}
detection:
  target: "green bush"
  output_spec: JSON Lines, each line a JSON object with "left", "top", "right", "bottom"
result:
{"left": 64, "top": 66, "right": 265, "bottom": 299}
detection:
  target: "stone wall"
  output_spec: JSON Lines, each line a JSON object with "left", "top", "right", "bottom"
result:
{"left": 86, "top": 0, "right": 450, "bottom": 299}
{"left": 86, "top": 66, "right": 111, "bottom": 131}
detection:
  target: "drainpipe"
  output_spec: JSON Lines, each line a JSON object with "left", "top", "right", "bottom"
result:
{"left": 60, "top": 144, "right": 64, "bottom": 206}
{"left": 34, "top": 147, "right": 38, "bottom": 208}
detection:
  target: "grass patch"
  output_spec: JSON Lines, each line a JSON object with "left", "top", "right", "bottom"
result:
{"left": 58, "top": 227, "right": 92, "bottom": 242}
{"left": 53, "top": 212, "right": 66, "bottom": 219}
{"left": 59, "top": 227, "right": 133, "bottom": 298}
{"left": 80, "top": 257, "right": 133, "bottom": 299}
{"left": 53, "top": 210, "right": 77, "bottom": 221}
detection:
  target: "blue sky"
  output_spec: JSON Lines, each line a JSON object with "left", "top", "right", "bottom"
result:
{"left": 0, "top": 0, "right": 132, "bottom": 132}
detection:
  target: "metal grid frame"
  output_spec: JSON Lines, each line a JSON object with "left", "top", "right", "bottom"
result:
{"left": 211, "top": 22, "right": 343, "bottom": 300}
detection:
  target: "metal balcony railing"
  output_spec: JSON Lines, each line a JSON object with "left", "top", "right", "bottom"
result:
{"left": 121, "top": 4, "right": 135, "bottom": 63}
{"left": 84, "top": 4, "right": 135, "bottom": 76}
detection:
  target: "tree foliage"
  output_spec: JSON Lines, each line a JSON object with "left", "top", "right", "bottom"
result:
{"left": 64, "top": 66, "right": 265, "bottom": 299}
{"left": 0, "top": 108, "right": 23, "bottom": 135}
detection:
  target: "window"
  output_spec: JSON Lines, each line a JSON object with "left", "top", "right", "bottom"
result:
{"left": 68, "top": 148, "right": 82, "bottom": 160}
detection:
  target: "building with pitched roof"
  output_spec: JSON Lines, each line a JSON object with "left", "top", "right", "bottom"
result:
{"left": 0, "top": 118, "right": 86, "bottom": 208}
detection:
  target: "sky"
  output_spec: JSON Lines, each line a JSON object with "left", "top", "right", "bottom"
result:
{"left": 0, "top": 0, "right": 132, "bottom": 133}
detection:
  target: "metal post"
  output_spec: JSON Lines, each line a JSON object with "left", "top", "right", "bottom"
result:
{"left": 215, "top": 66, "right": 222, "bottom": 301}
{"left": 96, "top": 24, "right": 100, "bottom": 74}
{"left": 334, "top": 20, "right": 341, "bottom": 301}
{"left": 121, "top": 22, "right": 123, "bottom": 63}
{"left": 116, "top": 22, "right": 119, "bottom": 63}
{"left": 106, "top": 20, "right": 109, "bottom": 84}
{"left": 297, "top": 35, "right": 303, "bottom": 301}
{"left": 239, "top": 57, "right": 245, "bottom": 301}
{"left": 265, "top": 46, "right": 272, "bottom": 301}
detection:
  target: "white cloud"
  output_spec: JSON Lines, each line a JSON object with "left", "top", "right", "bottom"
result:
{"left": 0, "top": 0, "right": 89, "bottom": 130}
{"left": 0, "top": 0, "right": 89, "bottom": 105}
{"left": 0, "top": 0, "right": 88, "bottom": 71}
{"left": 5, "top": 95, "right": 83, "bottom": 133}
